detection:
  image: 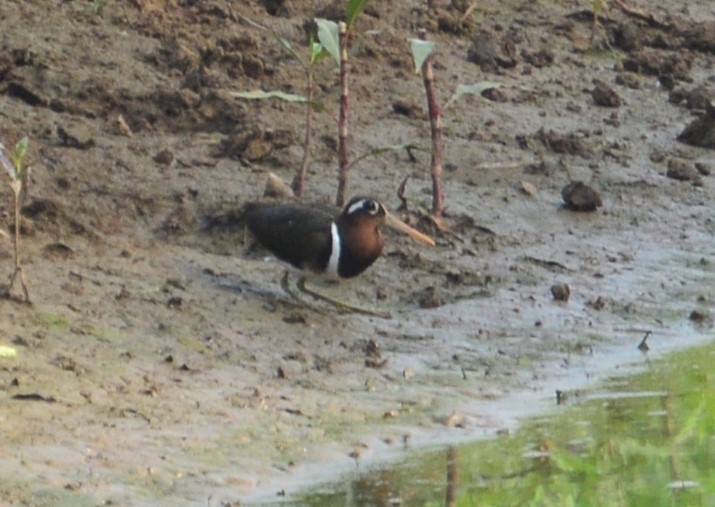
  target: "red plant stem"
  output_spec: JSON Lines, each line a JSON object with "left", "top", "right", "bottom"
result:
{"left": 292, "top": 70, "right": 314, "bottom": 198}
{"left": 419, "top": 29, "right": 445, "bottom": 216}
{"left": 335, "top": 21, "right": 350, "bottom": 208}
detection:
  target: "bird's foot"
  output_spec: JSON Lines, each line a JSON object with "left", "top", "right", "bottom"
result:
{"left": 294, "top": 276, "right": 392, "bottom": 319}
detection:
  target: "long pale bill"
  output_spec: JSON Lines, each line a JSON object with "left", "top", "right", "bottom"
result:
{"left": 385, "top": 212, "right": 436, "bottom": 246}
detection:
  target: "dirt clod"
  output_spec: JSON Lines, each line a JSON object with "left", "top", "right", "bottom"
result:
{"left": 678, "top": 103, "right": 715, "bottom": 148}
{"left": 561, "top": 181, "right": 603, "bottom": 211}
{"left": 467, "top": 29, "right": 517, "bottom": 72}
{"left": 591, "top": 80, "right": 621, "bottom": 108}
{"left": 666, "top": 158, "right": 703, "bottom": 184}
{"left": 550, "top": 283, "right": 571, "bottom": 302}
{"left": 416, "top": 285, "right": 444, "bottom": 309}
{"left": 57, "top": 123, "right": 95, "bottom": 149}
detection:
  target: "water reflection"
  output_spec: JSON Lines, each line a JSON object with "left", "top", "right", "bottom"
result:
{"left": 269, "top": 342, "right": 715, "bottom": 506}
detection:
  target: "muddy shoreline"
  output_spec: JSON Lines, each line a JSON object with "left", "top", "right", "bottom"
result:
{"left": 1, "top": 1, "right": 714, "bottom": 505}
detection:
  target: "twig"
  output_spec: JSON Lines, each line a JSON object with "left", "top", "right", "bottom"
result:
{"left": 345, "top": 142, "right": 421, "bottom": 173}
{"left": 396, "top": 175, "right": 410, "bottom": 211}
{"left": 459, "top": 2, "right": 478, "bottom": 26}
{"left": 637, "top": 330, "right": 651, "bottom": 352}
{"left": 335, "top": 21, "right": 351, "bottom": 208}
{"left": 419, "top": 29, "right": 445, "bottom": 216}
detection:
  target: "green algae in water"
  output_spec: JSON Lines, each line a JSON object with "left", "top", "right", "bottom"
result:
{"left": 277, "top": 342, "right": 715, "bottom": 506}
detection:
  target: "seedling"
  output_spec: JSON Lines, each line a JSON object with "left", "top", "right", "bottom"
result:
{"left": 234, "top": 1, "right": 373, "bottom": 205}
{"left": 328, "top": 0, "right": 372, "bottom": 207}
{"left": 412, "top": 31, "right": 445, "bottom": 216}
{"left": 410, "top": 31, "right": 500, "bottom": 217}
{"left": 233, "top": 16, "right": 331, "bottom": 198}
{"left": 1, "top": 137, "right": 31, "bottom": 302}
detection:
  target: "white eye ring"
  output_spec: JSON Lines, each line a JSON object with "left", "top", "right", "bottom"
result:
{"left": 347, "top": 198, "right": 381, "bottom": 216}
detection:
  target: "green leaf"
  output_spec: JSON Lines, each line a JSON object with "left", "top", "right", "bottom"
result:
{"left": 309, "top": 40, "right": 326, "bottom": 65}
{"left": 316, "top": 18, "right": 340, "bottom": 66}
{"left": 0, "top": 143, "right": 16, "bottom": 181}
{"left": 231, "top": 90, "right": 308, "bottom": 103}
{"left": 12, "top": 136, "right": 29, "bottom": 175}
{"left": 409, "top": 38, "right": 435, "bottom": 74}
{"left": 275, "top": 35, "right": 306, "bottom": 68}
{"left": 444, "top": 82, "right": 501, "bottom": 109}
{"left": 346, "top": 0, "right": 371, "bottom": 28}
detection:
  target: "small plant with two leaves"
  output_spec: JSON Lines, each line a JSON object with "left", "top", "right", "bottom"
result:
{"left": 235, "top": 0, "right": 385, "bottom": 205}
{"left": 1, "top": 137, "right": 31, "bottom": 303}
{"left": 234, "top": 15, "right": 333, "bottom": 198}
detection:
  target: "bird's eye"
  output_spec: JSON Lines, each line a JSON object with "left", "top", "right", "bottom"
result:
{"left": 346, "top": 198, "right": 383, "bottom": 217}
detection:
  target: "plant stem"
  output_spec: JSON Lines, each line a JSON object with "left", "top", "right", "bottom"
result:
{"left": 8, "top": 190, "right": 29, "bottom": 302}
{"left": 335, "top": 21, "right": 350, "bottom": 208}
{"left": 419, "top": 29, "right": 445, "bottom": 216}
{"left": 292, "top": 69, "right": 315, "bottom": 198}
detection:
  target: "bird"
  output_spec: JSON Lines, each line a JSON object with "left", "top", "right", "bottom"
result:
{"left": 241, "top": 196, "right": 435, "bottom": 316}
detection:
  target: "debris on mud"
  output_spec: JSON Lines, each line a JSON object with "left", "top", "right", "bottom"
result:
{"left": 551, "top": 283, "right": 571, "bottom": 302}
{"left": 467, "top": 29, "right": 518, "bottom": 72}
{"left": 678, "top": 102, "right": 715, "bottom": 148}
{"left": 666, "top": 158, "right": 703, "bottom": 184}
{"left": 537, "top": 129, "right": 591, "bottom": 158}
{"left": 561, "top": 181, "right": 603, "bottom": 212}
{"left": 591, "top": 79, "right": 621, "bottom": 108}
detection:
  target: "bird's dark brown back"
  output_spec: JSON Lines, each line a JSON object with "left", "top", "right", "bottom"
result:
{"left": 242, "top": 201, "right": 337, "bottom": 274}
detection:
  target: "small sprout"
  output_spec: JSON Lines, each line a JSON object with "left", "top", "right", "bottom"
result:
{"left": 233, "top": 17, "right": 333, "bottom": 198}
{"left": 412, "top": 30, "right": 445, "bottom": 216}
{"left": 2, "top": 137, "right": 31, "bottom": 302}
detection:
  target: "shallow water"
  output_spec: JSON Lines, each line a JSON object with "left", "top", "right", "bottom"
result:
{"left": 267, "top": 340, "right": 715, "bottom": 506}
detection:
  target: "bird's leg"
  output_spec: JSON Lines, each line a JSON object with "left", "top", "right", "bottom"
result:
{"left": 278, "top": 271, "right": 328, "bottom": 314}
{"left": 296, "top": 277, "right": 392, "bottom": 319}
{"left": 280, "top": 270, "right": 301, "bottom": 301}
